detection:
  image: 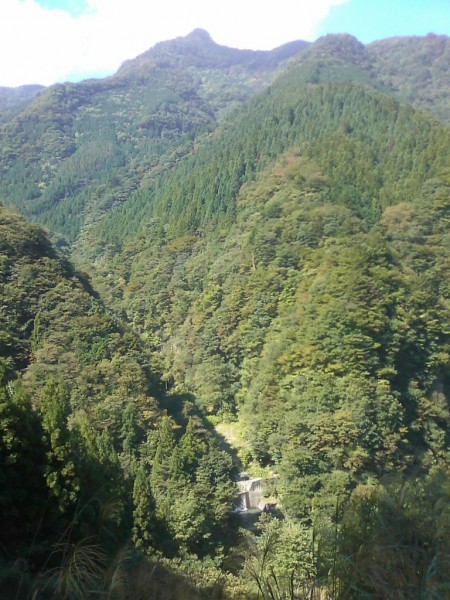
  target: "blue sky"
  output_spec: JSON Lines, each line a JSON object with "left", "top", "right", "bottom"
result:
{"left": 38, "top": 0, "right": 90, "bottom": 17}
{"left": 317, "top": 0, "right": 450, "bottom": 42}
{"left": 0, "top": 0, "right": 448, "bottom": 87}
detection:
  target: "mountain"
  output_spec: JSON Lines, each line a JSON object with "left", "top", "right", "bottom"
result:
{"left": 85, "top": 66, "right": 450, "bottom": 475}
{"left": 75, "top": 33, "right": 450, "bottom": 596}
{"left": 368, "top": 33, "right": 450, "bottom": 123}
{"left": 1, "top": 30, "right": 450, "bottom": 599}
{"left": 0, "top": 203, "right": 238, "bottom": 596}
{"left": 0, "top": 31, "right": 308, "bottom": 241}
{"left": 119, "top": 28, "right": 309, "bottom": 75}
{"left": 0, "top": 84, "right": 44, "bottom": 108}
{"left": 0, "top": 84, "right": 44, "bottom": 124}
{"left": 1, "top": 32, "right": 450, "bottom": 245}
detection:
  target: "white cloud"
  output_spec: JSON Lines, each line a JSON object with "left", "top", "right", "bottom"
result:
{"left": 0, "top": 0, "right": 349, "bottom": 87}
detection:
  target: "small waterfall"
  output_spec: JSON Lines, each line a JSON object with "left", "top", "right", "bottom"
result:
{"left": 234, "top": 491, "right": 249, "bottom": 512}
{"left": 235, "top": 475, "right": 279, "bottom": 512}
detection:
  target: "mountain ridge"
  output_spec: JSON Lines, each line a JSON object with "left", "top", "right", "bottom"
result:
{"left": 119, "top": 27, "right": 310, "bottom": 71}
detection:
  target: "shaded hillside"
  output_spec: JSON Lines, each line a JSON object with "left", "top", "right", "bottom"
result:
{"left": 0, "top": 205, "right": 238, "bottom": 598}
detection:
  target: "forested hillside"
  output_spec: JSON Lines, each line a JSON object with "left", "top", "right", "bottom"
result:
{"left": 368, "top": 33, "right": 450, "bottom": 123}
{"left": 0, "top": 30, "right": 307, "bottom": 241}
{"left": 0, "top": 205, "right": 239, "bottom": 597}
{"left": 1, "top": 30, "right": 450, "bottom": 599}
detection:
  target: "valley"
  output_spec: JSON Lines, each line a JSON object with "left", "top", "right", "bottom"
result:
{"left": 0, "top": 30, "right": 450, "bottom": 599}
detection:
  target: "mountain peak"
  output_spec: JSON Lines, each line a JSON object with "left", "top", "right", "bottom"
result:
{"left": 118, "top": 29, "right": 308, "bottom": 79}
{"left": 295, "top": 33, "right": 370, "bottom": 72}
{"left": 185, "top": 28, "right": 213, "bottom": 43}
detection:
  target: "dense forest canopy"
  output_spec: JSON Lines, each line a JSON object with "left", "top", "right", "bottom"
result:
{"left": 1, "top": 30, "right": 450, "bottom": 599}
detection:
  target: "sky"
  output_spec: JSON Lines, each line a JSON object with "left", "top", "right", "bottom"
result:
{"left": 0, "top": 0, "right": 449, "bottom": 87}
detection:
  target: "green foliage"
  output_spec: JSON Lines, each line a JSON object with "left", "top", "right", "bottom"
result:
{"left": 0, "top": 378, "right": 50, "bottom": 555}
{"left": 369, "top": 33, "right": 450, "bottom": 123}
{"left": 148, "top": 416, "right": 236, "bottom": 555}
{"left": 242, "top": 515, "right": 317, "bottom": 599}
{"left": 0, "top": 205, "right": 239, "bottom": 596}
{"left": 132, "top": 465, "right": 157, "bottom": 553}
{"left": 39, "top": 377, "right": 79, "bottom": 511}
{"left": 0, "top": 32, "right": 304, "bottom": 242}
{"left": 2, "top": 30, "right": 450, "bottom": 599}
{"left": 333, "top": 472, "right": 450, "bottom": 599}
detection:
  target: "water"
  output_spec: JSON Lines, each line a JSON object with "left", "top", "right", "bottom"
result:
{"left": 236, "top": 508, "right": 261, "bottom": 531}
